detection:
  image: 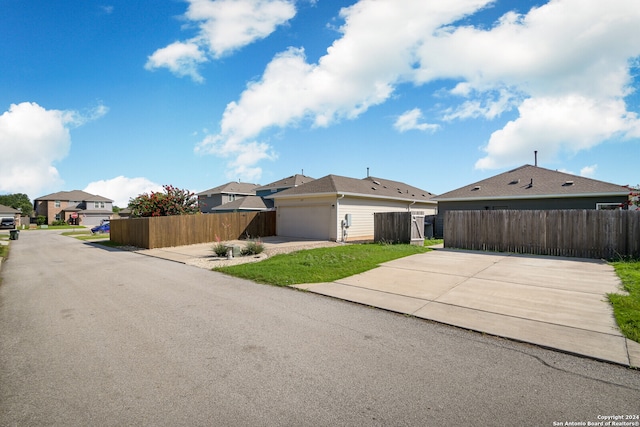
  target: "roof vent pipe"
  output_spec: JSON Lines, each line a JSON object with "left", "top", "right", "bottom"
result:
{"left": 534, "top": 150, "right": 538, "bottom": 167}
{"left": 367, "top": 167, "right": 369, "bottom": 178}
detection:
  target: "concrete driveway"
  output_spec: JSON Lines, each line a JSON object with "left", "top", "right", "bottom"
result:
{"left": 294, "top": 248, "right": 640, "bottom": 367}
{"left": 130, "top": 239, "right": 639, "bottom": 367}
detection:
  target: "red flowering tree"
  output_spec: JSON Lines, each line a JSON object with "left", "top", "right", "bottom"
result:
{"left": 128, "top": 185, "right": 199, "bottom": 217}
{"left": 628, "top": 185, "right": 640, "bottom": 210}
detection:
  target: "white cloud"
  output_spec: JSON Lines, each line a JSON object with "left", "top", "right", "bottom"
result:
{"left": 84, "top": 176, "right": 164, "bottom": 208}
{"left": 580, "top": 165, "right": 597, "bottom": 178}
{"left": 146, "top": 0, "right": 296, "bottom": 81}
{"left": 145, "top": 41, "right": 208, "bottom": 83}
{"left": 394, "top": 109, "right": 439, "bottom": 133}
{"left": 0, "top": 102, "right": 107, "bottom": 198}
{"left": 475, "top": 95, "right": 639, "bottom": 169}
{"left": 200, "top": 0, "right": 640, "bottom": 179}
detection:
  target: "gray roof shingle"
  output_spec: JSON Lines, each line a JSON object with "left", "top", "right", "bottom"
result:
{"left": 434, "top": 165, "right": 628, "bottom": 201}
{"left": 197, "top": 182, "right": 259, "bottom": 196}
{"left": 255, "top": 174, "right": 315, "bottom": 192}
{"left": 268, "top": 174, "right": 436, "bottom": 202}
{"left": 0, "top": 204, "right": 20, "bottom": 214}
{"left": 35, "top": 190, "right": 113, "bottom": 202}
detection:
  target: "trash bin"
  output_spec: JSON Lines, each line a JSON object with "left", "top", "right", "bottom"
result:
{"left": 9, "top": 230, "right": 19, "bottom": 240}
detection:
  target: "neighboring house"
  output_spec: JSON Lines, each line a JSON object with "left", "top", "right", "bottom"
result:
{"left": 196, "top": 182, "right": 260, "bottom": 213}
{"left": 255, "top": 174, "right": 315, "bottom": 197}
{"left": 210, "top": 196, "right": 274, "bottom": 212}
{"left": 33, "top": 190, "right": 114, "bottom": 226}
{"left": 199, "top": 175, "right": 314, "bottom": 213}
{"left": 432, "top": 164, "right": 631, "bottom": 237}
{"left": 115, "top": 208, "right": 132, "bottom": 218}
{"left": 267, "top": 174, "right": 437, "bottom": 242}
{"left": 0, "top": 204, "right": 20, "bottom": 227}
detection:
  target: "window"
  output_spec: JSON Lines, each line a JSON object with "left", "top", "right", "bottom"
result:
{"left": 596, "top": 203, "right": 622, "bottom": 210}
{"left": 54, "top": 200, "right": 60, "bottom": 208}
{"left": 228, "top": 194, "right": 236, "bottom": 202}
{"left": 94, "top": 202, "right": 105, "bottom": 209}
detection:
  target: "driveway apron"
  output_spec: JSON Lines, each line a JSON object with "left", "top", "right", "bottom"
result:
{"left": 295, "top": 249, "right": 640, "bottom": 367}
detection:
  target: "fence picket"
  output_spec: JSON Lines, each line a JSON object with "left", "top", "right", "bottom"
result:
{"left": 110, "top": 211, "right": 276, "bottom": 249}
{"left": 444, "top": 210, "right": 640, "bottom": 259}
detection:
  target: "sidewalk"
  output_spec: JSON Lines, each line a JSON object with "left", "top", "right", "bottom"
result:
{"left": 133, "top": 240, "right": 640, "bottom": 367}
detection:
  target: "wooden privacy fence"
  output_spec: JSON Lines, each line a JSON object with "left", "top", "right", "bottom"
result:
{"left": 374, "top": 212, "right": 427, "bottom": 245}
{"left": 110, "top": 211, "right": 276, "bottom": 249}
{"left": 444, "top": 209, "right": 640, "bottom": 259}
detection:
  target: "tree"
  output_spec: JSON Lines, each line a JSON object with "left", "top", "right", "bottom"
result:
{"left": 0, "top": 193, "right": 33, "bottom": 216}
{"left": 128, "top": 185, "right": 199, "bottom": 217}
{"left": 627, "top": 185, "right": 640, "bottom": 210}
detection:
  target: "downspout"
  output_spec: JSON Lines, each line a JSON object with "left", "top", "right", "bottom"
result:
{"left": 337, "top": 194, "right": 345, "bottom": 242}
{"left": 408, "top": 200, "right": 416, "bottom": 212}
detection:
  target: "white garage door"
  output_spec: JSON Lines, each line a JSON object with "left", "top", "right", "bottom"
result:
{"left": 278, "top": 205, "right": 332, "bottom": 239}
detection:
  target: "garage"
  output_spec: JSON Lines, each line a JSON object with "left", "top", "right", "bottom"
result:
{"left": 277, "top": 205, "right": 332, "bottom": 240}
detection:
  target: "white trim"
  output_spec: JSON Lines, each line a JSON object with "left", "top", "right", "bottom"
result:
{"left": 596, "top": 203, "right": 623, "bottom": 210}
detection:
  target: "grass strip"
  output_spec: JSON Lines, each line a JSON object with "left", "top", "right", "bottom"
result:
{"left": 609, "top": 259, "right": 640, "bottom": 343}
{"left": 214, "top": 243, "right": 431, "bottom": 286}
{"left": 61, "top": 231, "right": 110, "bottom": 241}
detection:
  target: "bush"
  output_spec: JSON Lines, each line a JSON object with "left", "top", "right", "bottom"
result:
{"left": 36, "top": 215, "right": 46, "bottom": 226}
{"left": 212, "top": 242, "right": 229, "bottom": 257}
{"left": 212, "top": 235, "right": 229, "bottom": 257}
{"left": 52, "top": 220, "right": 67, "bottom": 226}
{"left": 241, "top": 239, "right": 264, "bottom": 256}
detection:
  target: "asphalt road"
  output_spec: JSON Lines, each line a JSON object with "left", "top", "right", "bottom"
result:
{"left": 1, "top": 231, "right": 639, "bottom": 426}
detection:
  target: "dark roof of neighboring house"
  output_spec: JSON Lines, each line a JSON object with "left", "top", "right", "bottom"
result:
{"left": 35, "top": 190, "right": 113, "bottom": 202}
{"left": 433, "top": 165, "right": 629, "bottom": 201}
{"left": 255, "top": 174, "right": 315, "bottom": 192}
{"left": 267, "top": 174, "right": 436, "bottom": 203}
{"left": 210, "top": 196, "right": 274, "bottom": 211}
{"left": 0, "top": 204, "right": 20, "bottom": 214}
{"left": 196, "top": 182, "right": 259, "bottom": 196}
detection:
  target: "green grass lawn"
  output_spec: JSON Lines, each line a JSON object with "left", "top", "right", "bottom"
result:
{"left": 61, "top": 230, "right": 110, "bottom": 241}
{"left": 609, "top": 259, "right": 640, "bottom": 343}
{"left": 214, "top": 243, "right": 431, "bottom": 286}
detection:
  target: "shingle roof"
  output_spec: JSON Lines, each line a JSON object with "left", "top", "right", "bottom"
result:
{"left": 434, "top": 165, "right": 629, "bottom": 201}
{"left": 35, "top": 190, "right": 113, "bottom": 202}
{"left": 267, "top": 174, "right": 436, "bottom": 203}
{"left": 196, "top": 182, "right": 259, "bottom": 196}
{"left": 210, "top": 196, "right": 274, "bottom": 211}
{"left": 0, "top": 204, "right": 20, "bottom": 214}
{"left": 255, "top": 174, "right": 315, "bottom": 192}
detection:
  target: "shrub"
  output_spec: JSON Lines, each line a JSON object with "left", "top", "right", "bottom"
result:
{"left": 241, "top": 239, "right": 264, "bottom": 256}
{"left": 52, "top": 220, "right": 67, "bottom": 226}
{"left": 213, "top": 242, "right": 229, "bottom": 257}
{"left": 36, "top": 215, "right": 46, "bottom": 226}
{"left": 212, "top": 235, "right": 229, "bottom": 257}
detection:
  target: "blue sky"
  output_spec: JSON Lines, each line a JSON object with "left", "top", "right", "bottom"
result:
{"left": 1, "top": 0, "right": 639, "bottom": 207}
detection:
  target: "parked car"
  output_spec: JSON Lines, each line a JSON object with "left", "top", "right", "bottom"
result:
{"left": 91, "top": 221, "right": 110, "bottom": 234}
{"left": 0, "top": 217, "right": 15, "bottom": 229}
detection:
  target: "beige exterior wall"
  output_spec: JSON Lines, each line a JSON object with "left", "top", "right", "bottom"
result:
{"left": 275, "top": 195, "right": 436, "bottom": 242}
{"left": 337, "top": 197, "right": 436, "bottom": 242}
